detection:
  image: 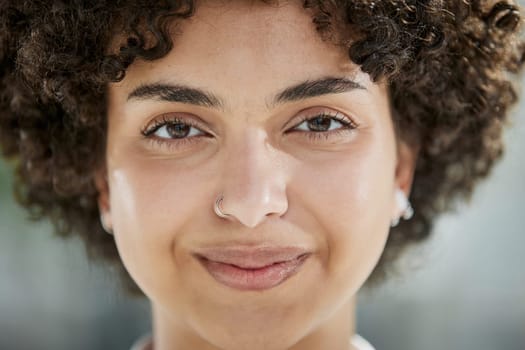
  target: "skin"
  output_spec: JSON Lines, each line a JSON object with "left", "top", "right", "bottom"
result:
{"left": 97, "top": 1, "right": 418, "bottom": 349}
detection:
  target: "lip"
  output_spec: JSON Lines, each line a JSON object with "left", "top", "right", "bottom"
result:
{"left": 192, "top": 245, "right": 311, "bottom": 268}
{"left": 196, "top": 253, "right": 311, "bottom": 291}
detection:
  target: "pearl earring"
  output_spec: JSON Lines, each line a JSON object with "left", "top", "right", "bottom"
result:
{"left": 100, "top": 215, "right": 113, "bottom": 235}
{"left": 391, "top": 188, "right": 414, "bottom": 227}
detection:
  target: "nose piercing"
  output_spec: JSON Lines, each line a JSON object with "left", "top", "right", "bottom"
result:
{"left": 214, "top": 195, "right": 232, "bottom": 219}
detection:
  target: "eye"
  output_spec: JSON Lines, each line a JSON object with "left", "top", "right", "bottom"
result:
{"left": 140, "top": 110, "right": 359, "bottom": 151}
{"left": 287, "top": 111, "right": 358, "bottom": 142}
{"left": 141, "top": 114, "right": 209, "bottom": 149}
{"left": 146, "top": 120, "right": 200, "bottom": 139}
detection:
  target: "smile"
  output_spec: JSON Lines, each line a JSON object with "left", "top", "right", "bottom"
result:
{"left": 196, "top": 253, "right": 311, "bottom": 291}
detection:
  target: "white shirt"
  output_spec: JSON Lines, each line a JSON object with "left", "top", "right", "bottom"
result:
{"left": 130, "top": 333, "right": 376, "bottom": 350}
{"left": 350, "top": 334, "right": 376, "bottom": 350}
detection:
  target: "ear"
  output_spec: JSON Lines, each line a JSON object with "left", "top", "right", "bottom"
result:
{"left": 392, "top": 139, "right": 419, "bottom": 219}
{"left": 94, "top": 167, "right": 112, "bottom": 232}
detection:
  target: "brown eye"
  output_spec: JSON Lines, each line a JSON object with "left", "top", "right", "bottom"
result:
{"left": 142, "top": 116, "right": 205, "bottom": 140}
{"left": 163, "top": 122, "right": 192, "bottom": 139}
{"left": 292, "top": 113, "right": 357, "bottom": 133}
{"left": 305, "top": 116, "right": 335, "bottom": 132}
{"left": 141, "top": 115, "right": 210, "bottom": 151}
{"left": 287, "top": 112, "right": 359, "bottom": 143}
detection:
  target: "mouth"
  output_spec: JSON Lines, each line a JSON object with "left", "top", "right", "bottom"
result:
{"left": 196, "top": 253, "right": 311, "bottom": 291}
{"left": 192, "top": 245, "right": 311, "bottom": 268}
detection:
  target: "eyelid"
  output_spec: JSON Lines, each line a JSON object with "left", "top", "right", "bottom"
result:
{"left": 141, "top": 107, "right": 359, "bottom": 137}
{"left": 288, "top": 108, "right": 359, "bottom": 130}
{"left": 141, "top": 113, "right": 209, "bottom": 137}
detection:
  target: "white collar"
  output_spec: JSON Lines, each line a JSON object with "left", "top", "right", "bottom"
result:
{"left": 131, "top": 333, "right": 376, "bottom": 350}
{"left": 350, "top": 334, "right": 376, "bottom": 350}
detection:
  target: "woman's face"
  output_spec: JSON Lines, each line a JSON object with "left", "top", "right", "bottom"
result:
{"left": 101, "top": 1, "right": 416, "bottom": 349}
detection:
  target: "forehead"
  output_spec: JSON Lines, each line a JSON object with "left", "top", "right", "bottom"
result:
{"left": 181, "top": 1, "right": 331, "bottom": 61}
{"left": 110, "top": 0, "right": 371, "bottom": 108}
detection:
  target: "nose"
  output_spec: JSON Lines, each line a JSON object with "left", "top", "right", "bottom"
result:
{"left": 216, "top": 128, "right": 289, "bottom": 228}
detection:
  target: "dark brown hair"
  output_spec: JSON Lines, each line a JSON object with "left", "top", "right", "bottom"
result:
{"left": 0, "top": 0, "right": 523, "bottom": 295}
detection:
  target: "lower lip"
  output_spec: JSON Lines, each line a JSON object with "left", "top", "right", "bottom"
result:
{"left": 198, "top": 254, "right": 310, "bottom": 291}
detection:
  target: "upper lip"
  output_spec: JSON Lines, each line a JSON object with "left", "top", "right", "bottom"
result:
{"left": 193, "top": 245, "right": 311, "bottom": 269}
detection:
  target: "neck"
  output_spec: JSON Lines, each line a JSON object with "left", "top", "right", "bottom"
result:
{"left": 150, "top": 295, "right": 357, "bottom": 350}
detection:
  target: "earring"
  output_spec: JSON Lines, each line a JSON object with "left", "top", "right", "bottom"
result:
{"left": 391, "top": 188, "right": 414, "bottom": 227}
{"left": 100, "top": 215, "right": 113, "bottom": 235}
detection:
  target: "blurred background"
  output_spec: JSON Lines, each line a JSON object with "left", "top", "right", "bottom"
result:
{"left": 1, "top": 51, "right": 525, "bottom": 350}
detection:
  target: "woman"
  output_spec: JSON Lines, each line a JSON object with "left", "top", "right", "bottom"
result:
{"left": 0, "top": 1, "right": 523, "bottom": 349}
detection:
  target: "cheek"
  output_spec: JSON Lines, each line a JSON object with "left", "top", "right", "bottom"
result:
{"left": 107, "top": 157, "right": 209, "bottom": 294}
{"left": 109, "top": 161, "right": 197, "bottom": 234}
{"left": 302, "top": 137, "right": 395, "bottom": 287}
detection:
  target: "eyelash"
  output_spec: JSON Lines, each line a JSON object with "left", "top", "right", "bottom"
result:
{"left": 140, "top": 112, "right": 359, "bottom": 150}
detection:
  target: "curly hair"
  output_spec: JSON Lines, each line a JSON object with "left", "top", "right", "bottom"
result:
{"left": 0, "top": 0, "right": 523, "bottom": 296}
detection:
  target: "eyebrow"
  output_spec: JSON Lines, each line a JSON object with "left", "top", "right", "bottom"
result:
{"left": 127, "top": 77, "right": 366, "bottom": 109}
{"left": 128, "top": 83, "right": 223, "bottom": 108}
{"left": 273, "top": 77, "right": 365, "bottom": 106}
